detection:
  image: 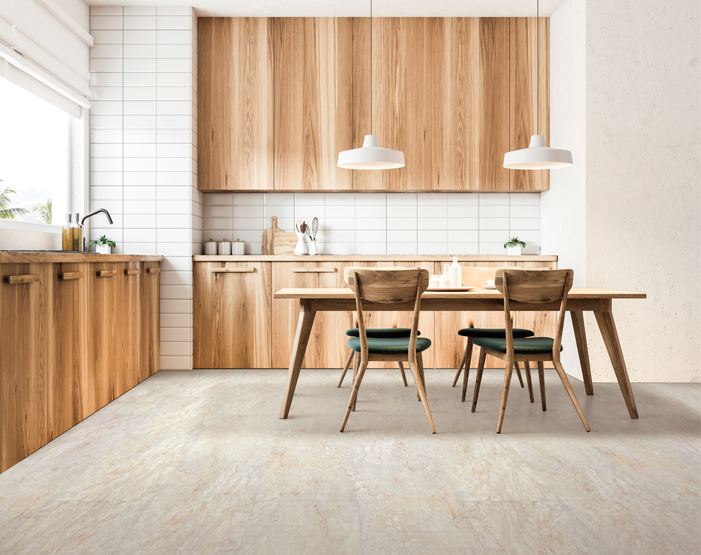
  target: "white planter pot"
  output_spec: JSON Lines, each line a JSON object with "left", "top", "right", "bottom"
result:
{"left": 96, "top": 244, "right": 111, "bottom": 255}
{"left": 506, "top": 246, "right": 522, "bottom": 256}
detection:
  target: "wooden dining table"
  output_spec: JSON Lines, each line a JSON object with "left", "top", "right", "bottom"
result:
{"left": 274, "top": 287, "right": 646, "bottom": 420}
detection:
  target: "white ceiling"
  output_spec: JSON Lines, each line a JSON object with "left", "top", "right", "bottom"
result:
{"left": 86, "top": 0, "right": 567, "bottom": 18}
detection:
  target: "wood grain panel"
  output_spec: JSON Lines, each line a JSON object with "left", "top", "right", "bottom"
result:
{"left": 510, "top": 17, "right": 550, "bottom": 191}
{"left": 355, "top": 18, "right": 433, "bottom": 191}
{"left": 198, "top": 17, "right": 273, "bottom": 191}
{"left": 193, "top": 262, "right": 272, "bottom": 368}
{"left": 274, "top": 17, "right": 353, "bottom": 191}
{"left": 0, "top": 264, "right": 50, "bottom": 473}
{"left": 433, "top": 260, "right": 557, "bottom": 368}
{"left": 479, "top": 18, "right": 510, "bottom": 191}
{"left": 142, "top": 262, "right": 161, "bottom": 380}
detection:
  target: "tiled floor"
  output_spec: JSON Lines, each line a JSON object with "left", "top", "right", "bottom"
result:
{"left": 0, "top": 369, "right": 699, "bottom": 554}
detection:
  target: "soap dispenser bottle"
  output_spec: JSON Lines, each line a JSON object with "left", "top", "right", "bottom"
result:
{"left": 71, "top": 213, "right": 83, "bottom": 252}
{"left": 449, "top": 257, "right": 462, "bottom": 287}
{"left": 62, "top": 213, "right": 73, "bottom": 251}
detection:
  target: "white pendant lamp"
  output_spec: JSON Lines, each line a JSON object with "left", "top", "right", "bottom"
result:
{"left": 337, "top": 0, "right": 404, "bottom": 170}
{"left": 503, "top": 0, "right": 572, "bottom": 170}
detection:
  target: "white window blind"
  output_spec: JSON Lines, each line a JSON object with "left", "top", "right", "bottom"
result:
{"left": 0, "top": 0, "right": 92, "bottom": 116}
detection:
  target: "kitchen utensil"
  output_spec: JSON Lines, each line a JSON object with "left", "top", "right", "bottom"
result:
{"left": 262, "top": 217, "right": 297, "bottom": 255}
{"left": 311, "top": 217, "right": 318, "bottom": 240}
{"left": 204, "top": 238, "right": 218, "bottom": 255}
{"left": 217, "top": 239, "right": 232, "bottom": 255}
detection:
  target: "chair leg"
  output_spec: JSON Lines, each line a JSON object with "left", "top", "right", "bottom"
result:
{"left": 537, "top": 361, "right": 546, "bottom": 411}
{"left": 341, "top": 359, "right": 369, "bottom": 432}
{"left": 514, "top": 361, "right": 525, "bottom": 388}
{"left": 471, "top": 348, "right": 487, "bottom": 412}
{"left": 524, "top": 360, "right": 534, "bottom": 403}
{"left": 337, "top": 350, "right": 355, "bottom": 388}
{"left": 408, "top": 361, "right": 436, "bottom": 434}
{"left": 352, "top": 353, "right": 360, "bottom": 411}
{"left": 496, "top": 359, "right": 515, "bottom": 434}
{"left": 452, "top": 341, "right": 469, "bottom": 387}
{"left": 417, "top": 352, "right": 427, "bottom": 400}
{"left": 461, "top": 338, "right": 474, "bottom": 403}
{"left": 397, "top": 361, "right": 408, "bottom": 387}
{"left": 553, "top": 360, "right": 591, "bottom": 432}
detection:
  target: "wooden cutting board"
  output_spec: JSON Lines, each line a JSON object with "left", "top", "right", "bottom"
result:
{"left": 262, "top": 216, "right": 297, "bottom": 255}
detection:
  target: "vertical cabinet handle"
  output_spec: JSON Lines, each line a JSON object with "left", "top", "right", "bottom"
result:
{"left": 59, "top": 272, "right": 85, "bottom": 281}
{"left": 4, "top": 274, "right": 40, "bottom": 284}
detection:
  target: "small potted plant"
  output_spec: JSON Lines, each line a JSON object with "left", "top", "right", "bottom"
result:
{"left": 504, "top": 237, "right": 526, "bottom": 256}
{"left": 91, "top": 235, "right": 116, "bottom": 255}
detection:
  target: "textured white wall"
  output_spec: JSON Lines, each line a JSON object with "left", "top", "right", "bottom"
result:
{"left": 546, "top": 0, "right": 701, "bottom": 382}
{"left": 543, "top": 0, "right": 587, "bottom": 377}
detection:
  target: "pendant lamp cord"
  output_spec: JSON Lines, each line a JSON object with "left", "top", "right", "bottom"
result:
{"left": 370, "top": 0, "right": 373, "bottom": 135}
{"left": 537, "top": 0, "right": 539, "bottom": 135}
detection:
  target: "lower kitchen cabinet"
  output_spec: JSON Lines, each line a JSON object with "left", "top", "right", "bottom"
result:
{"left": 0, "top": 259, "right": 161, "bottom": 474}
{"left": 193, "top": 262, "right": 272, "bottom": 369}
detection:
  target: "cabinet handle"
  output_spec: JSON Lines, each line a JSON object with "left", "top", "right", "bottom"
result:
{"left": 97, "top": 270, "right": 117, "bottom": 278}
{"left": 212, "top": 267, "right": 255, "bottom": 274}
{"left": 59, "top": 272, "right": 84, "bottom": 281}
{"left": 4, "top": 274, "right": 39, "bottom": 285}
{"left": 147, "top": 267, "right": 160, "bottom": 274}
{"left": 125, "top": 269, "right": 141, "bottom": 276}
{"left": 291, "top": 268, "right": 336, "bottom": 273}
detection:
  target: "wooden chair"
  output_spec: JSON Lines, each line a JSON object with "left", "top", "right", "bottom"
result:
{"left": 337, "top": 267, "right": 415, "bottom": 389}
{"left": 452, "top": 266, "right": 535, "bottom": 403}
{"left": 340, "top": 268, "right": 435, "bottom": 434}
{"left": 471, "top": 269, "right": 590, "bottom": 433}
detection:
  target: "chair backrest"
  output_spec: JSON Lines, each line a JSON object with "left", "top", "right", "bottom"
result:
{"left": 348, "top": 268, "right": 429, "bottom": 361}
{"left": 496, "top": 269, "right": 574, "bottom": 358}
{"left": 344, "top": 266, "right": 409, "bottom": 328}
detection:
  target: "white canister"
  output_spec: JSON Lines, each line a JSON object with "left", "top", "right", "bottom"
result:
{"left": 429, "top": 275, "right": 441, "bottom": 289}
{"left": 232, "top": 239, "right": 245, "bottom": 255}
{"left": 204, "top": 239, "right": 218, "bottom": 255}
{"left": 217, "top": 239, "right": 232, "bottom": 255}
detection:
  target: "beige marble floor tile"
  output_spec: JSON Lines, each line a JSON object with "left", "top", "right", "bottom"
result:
{"left": 349, "top": 413, "right": 440, "bottom": 466}
{"left": 239, "top": 501, "right": 362, "bottom": 555}
{"left": 255, "top": 435, "right": 356, "bottom": 502}
{"left": 462, "top": 500, "right": 609, "bottom": 555}
{"left": 116, "top": 464, "right": 263, "bottom": 555}
{"left": 132, "top": 394, "right": 225, "bottom": 435}
{"left": 0, "top": 500, "right": 148, "bottom": 555}
{"left": 355, "top": 464, "right": 485, "bottom": 554}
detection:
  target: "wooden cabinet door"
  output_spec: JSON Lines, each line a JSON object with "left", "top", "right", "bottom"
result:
{"left": 509, "top": 17, "right": 549, "bottom": 191}
{"left": 141, "top": 263, "right": 160, "bottom": 379}
{"left": 0, "top": 263, "right": 51, "bottom": 473}
{"left": 49, "top": 263, "right": 89, "bottom": 438}
{"left": 121, "top": 263, "right": 143, "bottom": 393}
{"left": 433, "top": 261, "right": 556, "bottom": 368}
{"left": 274, "top": 18, "right": 354, "bottom": 191}
{"left": 198, "top": 17, "right": 273, "bottom": 191}
{"left": 193, "top": 262, "right": 272, "bottom": 368}
{"left": 272, "top": 262, "right": 349, "bottom": 368}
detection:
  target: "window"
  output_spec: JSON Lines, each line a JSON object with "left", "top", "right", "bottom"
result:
{"left": 0, "top": 77, "right": 69, "bottom": 226}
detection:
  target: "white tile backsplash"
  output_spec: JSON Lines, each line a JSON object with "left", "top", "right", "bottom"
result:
{"left": 202, "top": 192, "right": 540, "bottom": 256}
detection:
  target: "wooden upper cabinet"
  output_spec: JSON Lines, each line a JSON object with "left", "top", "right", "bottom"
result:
{"left": 274, "top": 18, "right": 355, "bottom": 191}
{"left": 198, "top": 18, "right": 273, "bottom": 191}
{"left": 509, "top": 17, "right": 550, "bottom": 191}
{"left": 355, "top": 18, "right": 434, "bottom": 191}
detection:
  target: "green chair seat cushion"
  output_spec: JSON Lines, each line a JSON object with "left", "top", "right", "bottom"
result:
{"left": 347, "top": 336, "right": 432, "bottom": 354}
{"left": 346, "top": 328, "right": 420, "bottom": 338}
{"left": 458, "top": 327, "right": 535, "bottom": 339}
{"left": 473, "top": 337, "right": 563, "bottom": 354}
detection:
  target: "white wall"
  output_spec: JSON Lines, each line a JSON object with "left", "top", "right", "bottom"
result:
{"left": 89, "top": 6, "right": 199, "bottom": 371}
{"left": 202, "top": 192, "right": 542, "bottom": 256}
{"left": 546, "top": 0, "right": 701, "bottom": 382}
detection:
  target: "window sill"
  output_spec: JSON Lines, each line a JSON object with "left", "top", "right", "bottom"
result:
{"left": 0, "top": 219, "right": 62, "bottom": 234}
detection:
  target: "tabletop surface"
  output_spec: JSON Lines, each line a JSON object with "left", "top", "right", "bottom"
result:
{"left": 274, "top": 287, "right": 647, "bottom": 300}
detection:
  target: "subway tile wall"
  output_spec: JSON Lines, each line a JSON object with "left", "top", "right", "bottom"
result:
{"left": 203, "top": 193, "right": 541, "bottom": 256}
{"left": 90, "top": 6, "right": 199, "bottom": 371}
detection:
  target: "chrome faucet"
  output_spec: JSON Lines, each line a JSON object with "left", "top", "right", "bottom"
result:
{"left": 81, "top": 209, "right": 114, "bottom": 251}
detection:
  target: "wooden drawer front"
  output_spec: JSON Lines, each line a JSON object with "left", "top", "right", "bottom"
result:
{"left": 194, "top": 262, "right": 272, "bottom": 369}
{"left": 434, "top": 261, "right": 557, "bottom": 369}
{"left": 272, "top": 262, "right": 346, "bottom": 369}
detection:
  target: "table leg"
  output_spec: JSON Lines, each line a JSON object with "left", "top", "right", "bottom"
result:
{"left": 279, "top": 302, "right": 316, "bottom": 419}
{"left": 571, "top": 311, "right": 594, "bottom": 395}
{"left": 593, "top": 310, "right": 639, "bottom": 419}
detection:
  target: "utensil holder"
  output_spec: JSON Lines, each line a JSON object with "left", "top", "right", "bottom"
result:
{"left": 308, "top": 240, "right": 318, "bottom": 256}
{"left": 294, "top": 232, "right": 308, "bottom": 255}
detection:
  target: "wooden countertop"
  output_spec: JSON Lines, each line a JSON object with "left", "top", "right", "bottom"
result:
{"left": 0, "top": 252, "right": 164, "bottom": 263}
{"left": 193, "top": 255, "right": 558, "bottom": 262}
